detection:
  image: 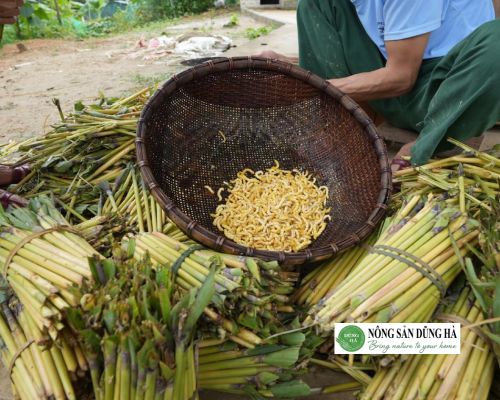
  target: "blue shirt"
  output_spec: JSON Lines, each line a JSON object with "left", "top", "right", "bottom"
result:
{"left": 351, "top": 0, "right": 495, "bottom": 59}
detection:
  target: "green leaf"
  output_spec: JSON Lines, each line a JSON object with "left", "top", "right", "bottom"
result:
{"left": 103, "top": 310, "right": 117, "bottom": 332}
{"left": 126, "top": 239, "right": 136, "bottom": 259}
{"left": 159, "top": 361, "right": 175, "bottom": 381}
{"left": 137, "top": 340, "right": 154, "bottom": 369}
{"left": 247, "top": 345, "right": 286, "bottom": 357}
{"left": 0, "top": 206, "right": 11, "bottom": 227}
{"left": 270, "top": 380, "right": 311, "bottom": 398}
{"left": 257, "top": 372, "right": 279, "bottom": 385}
{"left": 279, "top": 332, "right": 305, "bottom": 347}
{"left": 102, "top": 259, "right": 117, "bottom": 281}
{"left": 300, "top": 333, "right": 325, "bottom": 359}
{"left": 33, "top": 6, "right": 50, "bottom": 20}
{"left": 128, "top": 295, "right": 140, "bottom": 321}
{"left": 169, "top": 289, "right": 194, "bottom": 332}
{"left": 493, "top": 275, "right": 500, "bottom": 333}
{"left": 276, "top": 372, "right": 294, "bottom": 381}
{"left": 41, "top": 155, "right": 60, "bottom": 169}
{"left": 88, "top": 256, "right": 106, "bottom": 285}
{"left": 464, "top": 258, "right": 489, "bottom": 313}
{"left": 246, "top": 258, "right": 261, "bottom": 283}
{"left": 262, "top": 347, "right": 300, "bottom": 368}
{"left": 80, "top": 329, "right": 102, "bottom": 354}
{"left": 54, "top": 160, "right": 74, "bottom": 173}
{"left": 238, "top": 309, "right": 259, "bottom": 331}
{"left": 74, "top": 101, "right": 85, "bottom": 111}
{"left": 183, "top": 267, "right": 217, "bottom": 337}
{"left": 158, "top": 288, "right": 171, "bottom": 323}
{"left": 66, "top": 308, "right": 85, "bottom": 331}
{"left": 241, "top": 386, "right": 266, "bottom": 400}
{"left": 289, "top": 317, "right": 301, "bottom": 330}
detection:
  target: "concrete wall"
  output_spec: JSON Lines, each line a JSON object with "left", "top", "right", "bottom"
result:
{"left": 240, "top": 0, "right": 297, "bottom": 9}
{"left": 240, "top": 0, "right": 265, "bottom": 8}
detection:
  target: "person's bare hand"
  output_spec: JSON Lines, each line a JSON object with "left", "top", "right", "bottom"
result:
{"left": 254, "top": 50, "right": 298, "bottom": 64}
{"left": 0, "top": 0, "right": 24, "bottom": 25}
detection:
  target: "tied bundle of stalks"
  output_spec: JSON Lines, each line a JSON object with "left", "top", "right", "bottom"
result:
{"left": 198, "top": 332, "right": 313, "bottom": 398}
{"left": 124, "top": 232, "right": 299, "bottom": 345}
{"left": 393, "top": 139, "right": 499, "bottom": 212}
{"left": 1, "top": 89, "right": 151, "bottom": 225}
{"left": 294, "top": 235, "right": 375, "bottom": 307}
{"left": 394, "top": 139, "right": 500, "bottom": 362}
{"left": 462, "top": 206, "right": 500, "bottom": 362}
{"left": 0, "top": 197, "right": 99, "bottom": 340}
{"left": 0, "top": 285, "right": 88, "bottom": 400}
{"left": 306, "top": 194, "right": 479, "bottom": 331}
{"left": 68, "top": 250, "right": 218, "bottom": 400}
{"left": 99, "top": 166, "right": 187, "bottom": 239}
{"left": 61, "top": 168, "right": 187, "bottom": 256}
{"left": 361, "top": 287, "right": 495, "bottom": 400}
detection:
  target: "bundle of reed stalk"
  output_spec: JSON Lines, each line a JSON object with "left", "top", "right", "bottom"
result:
{"left": 360, "top": 287, "right": 495, "bottom": 400}
{"left": 198, "top": 333, "right": 312, "bottom": 398}
{"left": 124, "top": 231, "right": 299, "bottom": 344}
{"left": 394, "top": 139, "right": 500, "bottom": 362}
{"left": 393, "top": 139, "right": 500, "bottom": 212}
{"left": 0, "top": 287, "right": 87, "bottom": 400}
{"left": 0, "top": 197, "right": 99, "bottom": 339}
{"left": 68, "top": 251, "right": 217, "bottom": 400}
{"left": 306, "top": 194, "right": 479, "bottom": 331}
{"left": 55, "top": 168, "right": 187, "bottom": 257}
{"left": 462, "top": 207, "right": 500, "bottom": 362}
{"left": 0, "top": 89, "right": 151, "bottom": 225}
{"left": 100, "top": 166, "right": 187, "bottom": 239}
{"left": 0, "top": 90, "right": 189, "bottom": 256}
{"left": 294, "top": 235, "right": 375, "bottom": 307}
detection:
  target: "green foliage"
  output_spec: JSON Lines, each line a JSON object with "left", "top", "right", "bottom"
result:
{"left": 132, "top": 0, "right": 214, "bottom": 23}
{"left": 245, "top": 25, "right": 273, "bottom": 40}
{"left": 224, "top": 13, "right": 239, "bottom": 27}
{"left": 1, "top": 0, "right": 220, "bottom": 45}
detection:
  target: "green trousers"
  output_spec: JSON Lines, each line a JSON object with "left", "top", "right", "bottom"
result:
{"left": 297, "top": 0, "right": 500, "bottom": 165}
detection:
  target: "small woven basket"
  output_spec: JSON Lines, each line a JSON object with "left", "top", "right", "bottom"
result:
{"left": 136, "top": 57, "right": 392, "bottom": 265}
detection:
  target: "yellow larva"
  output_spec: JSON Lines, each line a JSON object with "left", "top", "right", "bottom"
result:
{"left": 212, "top": 161, "right": 331, "bottom": 252}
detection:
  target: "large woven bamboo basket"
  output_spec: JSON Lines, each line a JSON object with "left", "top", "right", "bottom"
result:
{"left": 136, "top": 57, "right": 392, "bottom": 265}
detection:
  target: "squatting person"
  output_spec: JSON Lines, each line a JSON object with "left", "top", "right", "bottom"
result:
{"left": 260, "top": 0, "right": 500, "bottom": 167}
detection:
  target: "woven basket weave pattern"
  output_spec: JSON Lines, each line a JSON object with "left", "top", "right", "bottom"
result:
{"left": 137, "top": 58, "right": 391, "bottom": 265}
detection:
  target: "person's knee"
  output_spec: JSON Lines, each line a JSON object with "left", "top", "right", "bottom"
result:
{"left": 477, "top": 19, "right": 500, "bottom": 35}
{"left": 471, "top": 20, "right": 500, "bottom": 76}
{"left": 475, "top": 20, "right": 500, "bottom": 55}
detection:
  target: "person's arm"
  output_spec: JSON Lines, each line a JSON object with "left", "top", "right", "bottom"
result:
{"left": 494, "top": 0, "right": 500, "bottom": 17}
{"left": 328, "top": 33, "right": 430, "bottom": 101}
{"left": 0, "top": 0, "right": 23, "bottom": 24}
